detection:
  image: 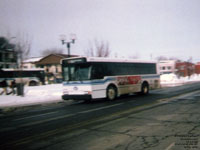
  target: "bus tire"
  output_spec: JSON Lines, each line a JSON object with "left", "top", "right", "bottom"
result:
{"left": 106, "top": 85, "right": 117, "bottom": 100}
{"left": 141, "top": 82, "right": 149, "bottom": 95}
{"left": 29, "top": 81, "right": 37, "bottom": 86}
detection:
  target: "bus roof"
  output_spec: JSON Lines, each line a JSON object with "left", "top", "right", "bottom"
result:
{"left": 61, "top": 56, "right": 157, "bottom": 64}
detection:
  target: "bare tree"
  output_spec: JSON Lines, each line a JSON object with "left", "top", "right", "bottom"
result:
{"left": 186, "top": 57, "right": 194, "bottom": 78}
{"left": 14, "top": 33, "right": 32, "bottom": 68}
{"left": 156, "top": 56, "right": 168, "bottom": 61}
{"left": 156, "top": 55, "right": 182, "bottom": 61}
{"left": 0, "top": 33, "right": 32, "bottom": 68}
{"left": 85, "top": 39, "right": 111, "bottom": 57}
{"left": 0, "top": 37, "right": 14, "bottom": 49}
{"left": 169, "top": 57, "right": 181, "bottom": 61}
{"left": 41, "top": 48, "right": 64, "bottom": 56}
{"left": 129, "top": 52, "right": 140, "bottom": 59}
{"left": 3, "top": 33, "right": 32, "bottom": 96}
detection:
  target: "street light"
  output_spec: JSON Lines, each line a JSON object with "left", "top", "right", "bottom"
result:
{"left": 59, "top": 34, "right": 76, "bottom": 81}
{"left": 60, "top": 34, "right": 76, "bottom": 56}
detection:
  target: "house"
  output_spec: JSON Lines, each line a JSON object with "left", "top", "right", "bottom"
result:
{"left": 175, "top": 62, "right": 195, "bottom": 77}
{"left": 0, "top": 37, "right": 17, "bottom": 69}
{"left": 195, "top": 62, "right": 200, "bottom": 74}
{"left": 158, "top": 60, "right": 197, "bottom": 77}
{"left": 23, "top": 57, "right": 42, "bottom": 69}
{"left": 158, "top": 60, "right": 177, "bottom": 75}
{"left": 35, "top": 53, "right": 78, "bottom": 83}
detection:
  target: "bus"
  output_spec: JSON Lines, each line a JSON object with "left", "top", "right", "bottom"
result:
{"left": 61, "top": 57, "right": 160, "bottom": 101}
{"left": 0, "top": 68, "right": 45, "bottom": 86}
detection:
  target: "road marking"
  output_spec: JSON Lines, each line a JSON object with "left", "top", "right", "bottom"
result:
{"left": 165, "top": 142, "right": 175, "bottom": 150}
{"left": 78, "top": 103, "right": 123, "bottom": 114}
{"left": 14, "top": 111, "right": 59, "bottom": 121}
{"left": 18, "top": 103, "right": 123, "bottom": 127}
{"left": 20, "top": 113, "right": 76, "bottom": 127}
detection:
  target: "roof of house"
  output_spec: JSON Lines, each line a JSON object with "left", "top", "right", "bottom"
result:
{"left": 23, "top": 57, "right": 43, "bottom": 63}
{"left": 35, "top": 53, "right": 78, "bottom": 65}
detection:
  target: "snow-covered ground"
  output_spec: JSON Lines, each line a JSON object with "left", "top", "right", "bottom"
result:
{"left": 0, "top": 84, "right": 63, "bottom": 109}
{"left": 160, "top": 73, "right": 200, "bottom": 87}
{"left": 0, "top": 74, "right": 200, "bottom": 109}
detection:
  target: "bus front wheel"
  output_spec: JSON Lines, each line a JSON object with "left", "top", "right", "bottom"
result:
{"left": 106, "top": 85, "right": 117, "bottom": 100}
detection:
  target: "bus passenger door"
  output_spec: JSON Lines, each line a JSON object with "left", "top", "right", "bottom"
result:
{"left": 91, "top": 64, "right": 106, "bottom": 99}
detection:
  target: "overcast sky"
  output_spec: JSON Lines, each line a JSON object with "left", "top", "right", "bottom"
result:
{"left": 0, "top": 0, "right": 200, "bottom": 62}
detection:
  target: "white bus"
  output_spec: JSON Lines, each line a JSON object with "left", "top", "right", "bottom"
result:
{"left": 61, "top": 57, "right": 160, "bottom": 101}
{"left": 0, "top": 68, "right": 45, "bottom": 86}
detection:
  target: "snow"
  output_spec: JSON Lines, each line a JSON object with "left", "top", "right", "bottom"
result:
{"left": 23, "top": 57, "right": 43, "bottom": 63}
{"left": 0, "top": 74, "right": 200, "bottom": 109}
{"left": 160, "top": 73, "right": 200, "bottom": 87}
{"left": 0, "top": 84, "right": 63, "bottom": 109}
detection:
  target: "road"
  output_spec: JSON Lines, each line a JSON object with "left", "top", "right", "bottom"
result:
{"left": 0, "top": 83, "right": 200, "bottom": 150}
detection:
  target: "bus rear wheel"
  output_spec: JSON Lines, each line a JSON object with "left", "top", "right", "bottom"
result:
{"left": 106, "top": 85, "right": 117, "bottom": 100}
{"left": 29, "top": 81, "right": 37, "bottom": 86}
{"left": 141, "top": 82, "right": 149, "bottom": 95}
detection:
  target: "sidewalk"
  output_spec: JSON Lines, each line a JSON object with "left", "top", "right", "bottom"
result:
{"left": 0, "top": 84, "right": 63, "bottom": 111}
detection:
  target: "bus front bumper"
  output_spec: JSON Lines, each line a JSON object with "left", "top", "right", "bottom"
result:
{"left": 62, "top": 94, "right": 92, "bottom": 100}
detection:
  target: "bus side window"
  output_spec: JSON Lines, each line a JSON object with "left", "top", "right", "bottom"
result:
{"left": 91, "top": 64, "right": 104, "bottom": 79}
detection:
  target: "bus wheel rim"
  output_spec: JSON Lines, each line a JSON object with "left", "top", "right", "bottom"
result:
{"left": 108, "top": 88, "right": 115, "bottom": 100}
{"left": 143, "top": 86, "right": 148, "bottom": 94}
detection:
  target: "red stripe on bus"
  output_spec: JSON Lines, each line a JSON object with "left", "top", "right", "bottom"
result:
{"left": 117, "top": 76, "right": 141, "bottom": 85}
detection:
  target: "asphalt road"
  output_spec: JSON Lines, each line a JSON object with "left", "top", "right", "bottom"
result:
{"left": 0, "top": 82, "right": 200, "bottom": 150}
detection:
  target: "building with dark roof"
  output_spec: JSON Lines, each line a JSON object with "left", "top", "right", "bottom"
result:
{"left": 35, "top": 53, "right": 78, "bottom": 83}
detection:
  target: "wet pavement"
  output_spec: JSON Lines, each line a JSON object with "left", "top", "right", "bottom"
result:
{"left": 42, "top": 91, "right": 200, "bottom": 150}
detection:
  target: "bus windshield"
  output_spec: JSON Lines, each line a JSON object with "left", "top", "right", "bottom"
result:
{"left": 63, "top": 64, "right": 92, "bottom": 81}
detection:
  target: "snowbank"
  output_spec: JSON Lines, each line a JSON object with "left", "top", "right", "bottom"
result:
{"left": 160, "top": 73, "right": 200, "bottom": 87}
{"left": 160, "top": 73, "right": 184, "bottom": 87}
{"left": 0, "top": 84, "right": 63, "bottom": 108}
